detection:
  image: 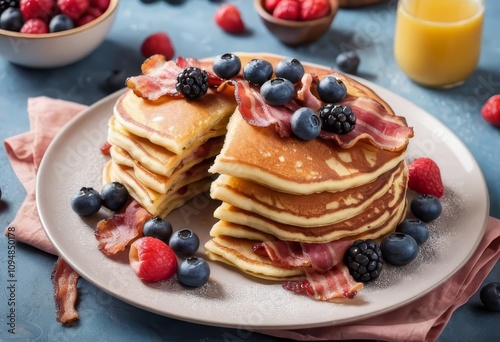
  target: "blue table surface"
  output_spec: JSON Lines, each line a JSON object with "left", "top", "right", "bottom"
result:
{"left": 1, "top": 0, "right": 499, "bottom": 341}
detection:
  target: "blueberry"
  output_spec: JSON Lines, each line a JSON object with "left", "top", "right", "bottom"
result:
{"left": 101, "top": 182, "right": 129, "bottom": 212}
{"left": 410, "top": 194, "right": 442, "bottom": 222}
{"left": 396, "top": 219, "right": 429, "bottom": 245}
{"left": 380, "top": 233, "right": 419, "bottom": 266}
{"left": 143, "top": 216, "right": 173, "bottom": 243}
{"left": 336, "top": 51, "right": 360, "bottom": 74}
{"left": 290, "top": 107, "right": 321, "bottom": 140}
{"left": 0, "top": 8, "right": 24, "bottom": 31}
{"left": 260, "top": 77, "right": 295, "bottom": 105}
{"left": 71, "top": 187, "right": 102, "bottom": 216}
{"left": 243, "top": 58, "right": 273, "bottom": 85}
{"left": 49, "top": 14, "right": 74, "bottom": 33}
{"left": 169, "top": 229, "right": 200, "bottom": 258}
{"left": 480, "top": 282, "right": 500, "bottom": 312}
{"left": 101, "top": 69, "right": 128, "bottom": 94}
{"left": 275, "top": 58, "right": 305, "bottom": 83}
{"left": 212, "top": 53, "right": 241, "bottom": 79}
{"left": 177, "top": 256, "right": 211, "bottom": 287}
{"left": 317, "top": 76, "right": 347, "bottom": 103}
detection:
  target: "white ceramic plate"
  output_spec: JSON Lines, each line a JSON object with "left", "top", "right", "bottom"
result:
{"left": 37, "top": 61, "right": 489, "bottom": 330}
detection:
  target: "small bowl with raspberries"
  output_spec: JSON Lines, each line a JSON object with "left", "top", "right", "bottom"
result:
{"left": 0, "top": 0, "right": 118, "bottom": 68}
{"left": 254, "top": 0, "right": 339, "bottom": 46}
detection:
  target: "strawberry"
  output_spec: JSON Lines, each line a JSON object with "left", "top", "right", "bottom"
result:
{"left": 140, "top": 32, "right": 175, "bottom": 60}
{"left": 57, "top": 0, "right": 89, "bottom": 21}
{"left": 299, "top": 0, "right": 330, "bottom": 21}
{"left": 408, "top": 157, "right": 444, "bottom": 198}
{"left": 264, "top": 0, "right": 281, "bottom": 13}
{"left": 481, "top": 95, "right": 500, "bottom": 126}
{"left": 214, "top": 4, "right": 245, "bottom": 34}
{"left": 273, "top": 0, "right": 300, "bottom": 21}
{"left": 129, "top": 237, "right": 178, "bottom": 282}
{"left": 20, "top": 18, "right": 49, "bottom": 34}
{"left": 20, "top": 0, "right": 55, "bottom": 21}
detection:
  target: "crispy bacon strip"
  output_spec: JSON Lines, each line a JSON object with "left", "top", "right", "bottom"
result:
{"left": 295, "top": 73, "right": 322, "bottom": 109}
{"left": 254, "top": 239, "right": 352, "bottom": 272}
{"left": 234, "top": 80, "right": 294, "bottom": 137}
{"left": 126, "top": 55, "right": 183, "bottom": 101}
{"left": 319, "top": 97, "right": 414, "bottom": 151}
{"left": 95, "top": 200, "right": 152, "bottom": 255}
{"left": 282, "top": 265, "right": 363, "bottom": 301}
{"left": 52, "top": 257, "right": 80, "bottom": 324}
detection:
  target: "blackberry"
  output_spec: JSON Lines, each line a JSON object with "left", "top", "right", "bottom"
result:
{"left": 176, "top": 67, "right": 209, "bottom": 99}
{"left": 319, "top": 103, "right": 357, "bottom": 134}
{"left": 344, "top": 239, "right": 383, "bottom": 283}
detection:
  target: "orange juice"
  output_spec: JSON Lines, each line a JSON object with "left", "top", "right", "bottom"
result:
{"left": 394, "top": 0, "right": 484, "bottom": 88}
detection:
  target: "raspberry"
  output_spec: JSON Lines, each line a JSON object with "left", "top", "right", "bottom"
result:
{"left": 89, "top": 0, "right": 108, "bottom": 12}
{"left": 214, "top": 4, "right": 245, "bottom": 34}
{"left": 299, "top": 0, "right": 330, "bottom": 21}
{"left": 20, "top": 17, "right": 48, "bottom": 33}
{"left": 140, "top": 32, "right": 175, "bottom": 60}
{"left": 481, "top": 94, "right": 500, "bottom": 126}
{"left": 264, "top": 0, "right": 281, "bottom": 12}
{"left": 76, "top": 6, "right": 101, "bottom": 26}
{"left": 57, "top": 0, "right": 89, "bottom": 21}
{"left": 408, "top": 157, "right": 444, "bottom": 198}
{"left": 273, "top": 0, "right": 299, "bottom": 21}
{"left": 20, "top": 0, "right": 54, "bottom": 21}
{"left": 129, "top": 237, "right": 178, "bottom": 282}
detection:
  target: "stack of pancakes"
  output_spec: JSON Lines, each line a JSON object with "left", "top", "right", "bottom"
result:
{"left": 204, "top": 112, "right": 409, "bottom": 281}
{"left": 102, "top": 86, "right": 237, "bottom": 217}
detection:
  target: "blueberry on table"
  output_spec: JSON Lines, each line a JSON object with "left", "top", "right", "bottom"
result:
{"left": 396, "top": 219, "right": 429, "bottom": 245}
{"left": 49, "top": 14, "right": 74, "bottom": 33}
{"left": 143, "top": 216, "right": 173, "bottom": 243}
{"left": 380, "top": 233, "right": 419, "bottom": 266}
{"left": 317, "top": 76, "right": 347, "bottom": 103}
{"left": 243, "top": 58, "right": 273, "bottom": 85}
{"left": 212, "top": 53, "right": 241, "bottom": 79}
{"left": 290, "top": 107, "right": 321, "bottom": 140}
{"left": 71, "top": 187, "right": 102, "bottom": 216}
{"left": 260, "top": 77, "right": 295, "bottom": 106}
{"left": 101, "top": 69, "right": 128, "bottom": 94}
{"left": 336, "top": 51, "right": 360, "bottom": 75}
{"left": 101, "top": 181, "right": 129, "bottom": 212}
{"left": 275, "top": 58, "right": 305, "bottom": 83}
{"left": 0, "top": 8, "right": 24, "bottom": 31}
{"left": 410, "top": 194, "right": 442, "bottom": 222}
{"left": 169, "top": 229, "right": 200, "bottom": 258}
{"left": 480, "top": 282, "right": 500, "bottom": 312}
{"left": 177, "top": 256, "right": 211, "bottom": 287}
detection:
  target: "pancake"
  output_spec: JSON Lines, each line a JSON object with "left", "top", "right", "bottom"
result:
{"left": 103, "top": 160, "right": 213, "bottom": 217}
{"left": 113, "top": 88, "right": 236, "bottom": 155}
{"left": 110, "top": 144, "right": 220, "bottom": 194}
{"left": 209, "top": 112, "right": 406, "bottom": 195}
{"left": 211, "top": 161, "right": 406, "bottom": 227}
{"left": 107, "top": 116, "right": 225, "bottom": 177}
{"left": 204, "top": 236, "right": 304, "bottom": 280}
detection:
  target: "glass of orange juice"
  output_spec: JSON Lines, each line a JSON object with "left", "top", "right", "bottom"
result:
{"left": 394, "top": 0, "right": 484, "bottom": 88}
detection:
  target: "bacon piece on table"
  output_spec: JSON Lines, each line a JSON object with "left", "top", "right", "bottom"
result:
{"left": 95, "top": 200, "right": 152, "bottom": 255}
{"left": 283, "top": 265, "right": 363, "bottom": 301}
{"left": 253, "top": 239, "right": 352, "bottom": 272}
{"left": 52, "top": 257, "right": 80, "bottom": 324}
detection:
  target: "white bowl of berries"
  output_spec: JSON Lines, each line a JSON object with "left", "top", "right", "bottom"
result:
{"left": 255, "top": 0, "right": 339, "bottom": 46}
{"left": 0, "top": 0, "right": 118, "bottom": 68}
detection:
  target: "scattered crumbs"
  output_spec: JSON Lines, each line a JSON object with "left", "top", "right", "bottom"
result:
{"left": 278, "top": 156, "right": 285, "bottom": 162}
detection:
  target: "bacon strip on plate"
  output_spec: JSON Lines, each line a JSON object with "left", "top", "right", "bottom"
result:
{"left": 282, "top": 265, "right": 363, "bottom": 301}
{"left": 254, "top": 239, "right": 352, "bottom": 272}
{"left": 95, "top": 200, "right": 152, "bottom": 255}
{"left": 52, "top": 257, "right": 80, "bottom": 324}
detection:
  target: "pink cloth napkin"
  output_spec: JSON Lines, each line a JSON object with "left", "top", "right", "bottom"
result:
{"left": 4, "top": 96, "right": 500, "bottom": 341}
